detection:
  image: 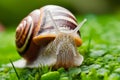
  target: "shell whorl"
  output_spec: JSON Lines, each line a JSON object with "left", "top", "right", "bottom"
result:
{"left": 16, "top": 16, "right": 34, "bottom": 54}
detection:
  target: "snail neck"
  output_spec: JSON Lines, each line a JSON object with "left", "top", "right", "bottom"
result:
{"left": 53, "top": 33, "right": 78, "bottom": 68}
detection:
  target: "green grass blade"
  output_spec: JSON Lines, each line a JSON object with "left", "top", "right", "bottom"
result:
{"left": 87, "top": 32, "right": 92, "bottom": 54}
{"left": 9, "top": 59, "right": 20, "bottom": 80}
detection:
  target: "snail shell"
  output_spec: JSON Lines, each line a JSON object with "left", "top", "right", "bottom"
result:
{"left": 12, "top": 5, "right": 86, "bottom": 69}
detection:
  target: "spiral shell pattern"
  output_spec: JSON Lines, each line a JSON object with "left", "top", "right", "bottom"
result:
{"left": 16, "top": 16, "right": 34, "bottom": 54}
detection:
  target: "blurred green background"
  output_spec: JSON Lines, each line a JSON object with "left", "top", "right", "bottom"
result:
{"left": 0, "top": 0, "right": 120, "bottom": 26}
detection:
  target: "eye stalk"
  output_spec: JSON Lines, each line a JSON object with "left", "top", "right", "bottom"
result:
{"left": 72, "top": 18, "right": 87, "bottom": 34}
{"left": 47, "top": 10, "right": 87, "bottom": 34}
{"left": 47, "top": 10, "right": 60, "bottom": 33}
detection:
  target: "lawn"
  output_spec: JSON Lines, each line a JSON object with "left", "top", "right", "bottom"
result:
{"left": 0, "top": 13, "right": 120, "bottom": 80}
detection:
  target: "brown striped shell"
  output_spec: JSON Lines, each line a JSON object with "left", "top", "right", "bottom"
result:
{"left": 16, "top": 5, "right": 82, "bottom": 62}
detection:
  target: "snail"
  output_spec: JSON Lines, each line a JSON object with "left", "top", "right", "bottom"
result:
{"left": 9, "top": 5, "right": 87, "bottom": 69}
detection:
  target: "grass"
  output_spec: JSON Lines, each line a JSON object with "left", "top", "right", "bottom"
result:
{"left": 0, "top": 13, "right": 120, "bottom": 80}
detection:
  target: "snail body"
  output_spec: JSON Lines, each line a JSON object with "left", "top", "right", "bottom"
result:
{"left": 11, "top": 5, "right": 86, "bottom": 69}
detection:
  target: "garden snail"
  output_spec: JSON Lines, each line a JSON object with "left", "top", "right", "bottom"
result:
{"left": 9, "top": 5, "right": 87, "bottom": 69}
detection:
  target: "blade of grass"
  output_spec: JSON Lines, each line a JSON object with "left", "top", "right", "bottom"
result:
{"left": 9, "top": 59, "right": 20, "bottom": 80}
{"left": 87, "top": 31, "right": 92, "bottom": 54}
